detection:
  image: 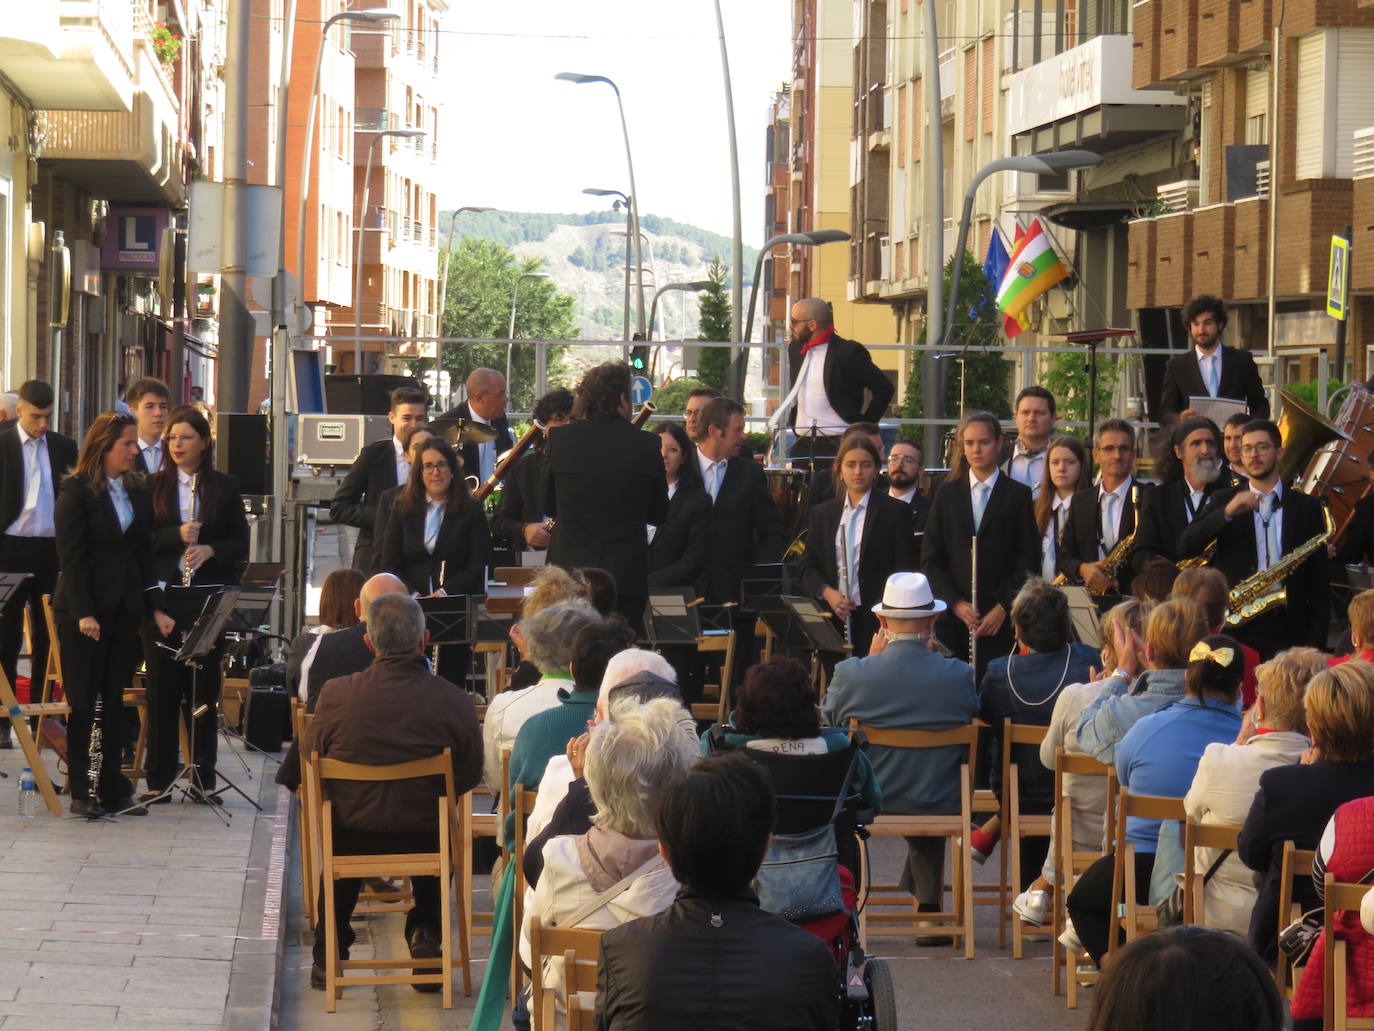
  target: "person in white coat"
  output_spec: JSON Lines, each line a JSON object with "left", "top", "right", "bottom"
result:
{"left": 1183, "top": 647, "right": 1324, "bottom": 933}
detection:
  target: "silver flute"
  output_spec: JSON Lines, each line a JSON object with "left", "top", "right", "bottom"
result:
{"left": 969, "top": 533, "right": 979, "bottom": 672}
{"left": 837, "top": 522, "right": 853, "bottom": 648}
{"left": 181, "top": 471, "right": 200, "bottom": 588}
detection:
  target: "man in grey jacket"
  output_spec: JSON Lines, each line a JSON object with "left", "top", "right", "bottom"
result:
{"left": 821, "top": 572, "right": 978, "bottom": 939}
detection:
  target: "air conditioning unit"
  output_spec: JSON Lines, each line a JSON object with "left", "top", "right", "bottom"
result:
{"left": 1156, "top": 180, "right": 1200, "bottom": 213}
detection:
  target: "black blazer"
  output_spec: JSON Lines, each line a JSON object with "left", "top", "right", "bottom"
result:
{"left": 379, "top": 499, "right": 492, "bottom": 597}
{"left": 542, "top": 420, "right": 668, "bottom": 602}
{"left": 1338, "top": 492, "right": 1374, "bottom": 565}
{"left": 696, "top": 456, "right": 787, "bottom": 604}
{"left": 491, "top": 449, "right": 545, "bottom": 550}
{"left": 52, "top": 475, "right": 164, "bottom": 621}
{"left": 648, "top": 485, "right": 712, "bottom": 589}
{"left": 1159, "top": 344, "right": 1270, "bottom": 425}
{"left": 1129, "top": 477, "right": 1227, "bottom": 573}
{"left": 1055, "top": 478, "right": 1149, "bottom": 594}
{"left": 329, "top": 438, "right": 403, "bottom": 568}
{"left": 0, "top": 425, "right": 78, "bottom": 532}
{"left": 785, "top": 333, "right": 894, "bottom": 429}
{"left": 369, "top": 484, "right": 401, "bottom": 573}
{"left": 148, "top": 469, "right": 250, "bottom": 588}
{"left": 920, "top": 472, "right": 1040, "bottom": 615}
{"left": 799, "top": 491, "right": 916, "bottom": 609}
{"left": 442, "top": 400, "right": 513, "bottom": 482}
{"left": 1177, "top": 484, "right": 1329, "bottom": 648}
{"left": 908, "top": 489, "right": 932, "bottom": 532}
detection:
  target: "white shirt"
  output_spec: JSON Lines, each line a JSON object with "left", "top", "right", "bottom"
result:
{"left": 1195, "top": 345, "right": 1221, "bottom": 397}
{"left": 1249, "top": 480, "right": 1283, "bottom": 571}
{"left": 139, "top": 438, "right": 164, "bottom": 473}
{"left": 1183, "top": 478, "right": 1207, "bottom": 524}
{"left": 889, "top": 485, "right": 918, "bottom": 505}
{"left": 176, "top": 468, "right": 198, "bottom": 522}
{"left": 468, "top": 410, "right": 497, "bottom": 483}
{"left": 697, "top": 449, "right": 729, "bottom": 501}
{"left": 835, "top": 490, "right": 870, "bottom": 603}
{"left": 1009, "top": 443, "right": 1048, "bottom": 499}
{"left": 392, "top": 436, "right": 410, "bottom": 487}
{"left": 1097, "top": 479, "right": 1132, "bottom": 555}
{"left": 794, "top": 342, "right": 848, "bottom": 436}
{"left": 7, "top": 425, "right": 55, "bottom": 538}
{"left": 968, "top": 468, "right": 1000, "bottom": 526}
{"left": 1042, "top": 492, "right": 1072, "bottom": 581}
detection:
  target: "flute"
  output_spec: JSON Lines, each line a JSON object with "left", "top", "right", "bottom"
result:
{"left": 837, "top": 521, "right": 853, "bottom": 648}
{"left": 969, "top": 533, "right": 979, "bottom": 672}
{"left": 181, "top": 471, "right": 200, "bottom": 587}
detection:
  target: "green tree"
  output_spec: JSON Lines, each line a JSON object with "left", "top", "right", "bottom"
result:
{"left": 695, "top": 258, "right": 732, "bottom": 391}
{"left": 438, "top": 238, "right": 578, "bottom": 410}
{"left": 654, "top": 376, "right": 706, "bottom": 415}
{"left": 899, "top": 250, "right": 1011, "bottom": 441}
{"left": 1040, "top": 352, "right": 1120, "bottom": 425}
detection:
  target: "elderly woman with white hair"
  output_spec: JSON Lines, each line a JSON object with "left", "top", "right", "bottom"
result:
{"left": 518, "top": 696, "right": 696, "bottom": 1027}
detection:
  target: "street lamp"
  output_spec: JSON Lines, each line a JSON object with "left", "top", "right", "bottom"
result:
{"left": 729, "top": 229, "right": 851, "bottom": 401}
{"left": 508, "top": 272, "right": 550, "bottom": 392}
{"left": 294, "top": 8, "right": 400, "bottom": 300}
{"left": 940, "top": 149, "right": 1104, "bottom": 353}
{"left": 648, "top": 280, "right": 713, "bottom": 341}
{"left": 584, "top": 187, "right": 635, "bottom": 341}
{"left": 558, "top": 72, "right": 645, "bottom": 336}
{"left": 353, "top": 127, "right": 427, "bottom": 371}
{"left": 437, "top": 205, "right": 495, "bottom": 337}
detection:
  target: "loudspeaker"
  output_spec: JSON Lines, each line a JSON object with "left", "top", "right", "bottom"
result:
{"left": 215, "top": 412, "right": 270, "bottom": 495}
{"left": 244, "top": 687, "right": 289, "bottom": 752}
{"left": 325, "top": 374, "right": 427, "bottom": 415}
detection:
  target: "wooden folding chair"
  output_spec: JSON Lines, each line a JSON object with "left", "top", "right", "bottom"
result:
{"left": 1052, "top": 750, "right": 1116, "bottom": 1008}
{"left": 1001, "top": 720, "right": 1053, "bottom": 958}
{"left": 689, "top": 628, "right": 736, "bottom": 725}
{"left": 39, "top": 594, "right": 61, "bottom": 704}
{"left": 1321, "top": 873, "right": 1374, "bottom": 1031}
{"left": 528, "top": 917, "right": 604, "bottom": 1031}
{"left": 309, "top": 749, "right": 472, "bottom": 1010}
{"left": 1108, "top": 789, "right": 1186, "bottom": 954}
{"left": 511, "top": 779, "right": 539, "bottom": 998}
{"left": 1277, "top": 840, "right": 1320, "bottom": 997}
{"left": 1181, "top": 818, "right": 1243, "bottom": 926}
{"left": 0, "top": 667, "right": 68, "bottom": 815}
{"left": 462, "top": 790, "right": 498, "bottom": 941}
{"left": 966, "top": 719, "right": 1005, "bottom": 928}
{"left": 849, "top": 720, "right": 978, "bottom": 959}
{"left": 292, "top": 701, "right": 318, "bottom": 924}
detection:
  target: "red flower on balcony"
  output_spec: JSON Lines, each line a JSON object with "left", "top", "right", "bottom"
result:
{"left": 152, "top": 23, "right": 182, "bottom": 66}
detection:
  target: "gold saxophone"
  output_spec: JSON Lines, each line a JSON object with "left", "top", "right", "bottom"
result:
{"left": 1053, "top": 485, "right": 1139, "bottom": 596}
{"left": 1177, "top": 542, "right": 1216, "bottom": 570}
{"left": 1226, "top": 503, "right": 1335, "bottom": 628}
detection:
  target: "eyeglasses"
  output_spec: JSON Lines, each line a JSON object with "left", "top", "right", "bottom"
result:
{"left": 888, "top": 455, "right": 920, "bottom": 466}
{"left": 1096, "top": 445, "right": 1134, "bottom": 455}
{"left": 1240, "top": 443, "right": 1275, "bottom": 456}
{"left": 421, "top": 462, "right": 450, "bottom": 473}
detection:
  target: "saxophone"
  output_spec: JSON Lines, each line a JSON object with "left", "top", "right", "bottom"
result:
{"left": 1226, "top": 502, "right": 1335, "bottom": 628}
{"left": 1177, "top": 541, "right": 1216, "bottom": 570}
{"left": 1053, "top": 485, "right": 1139, "bottom": 596}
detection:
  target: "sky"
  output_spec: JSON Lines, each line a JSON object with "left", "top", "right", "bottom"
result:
{"left": 436, "top": 1, "right": 793, "bottom": 246}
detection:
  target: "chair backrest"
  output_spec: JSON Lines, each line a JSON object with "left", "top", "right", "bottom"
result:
{"left": 1002, "top": 719, "right": 1049, "bottom": 800}
{"left": 1275, "top": 840, "right": 1320, "bottom": 993}
{"left": 309, "top": 749, "right": 457, "bottom": 832}
{"left": 849, "top": 720, "right": 978, "bottom": 753}
{"left": 528, "top": 916, "right": 604, "bottom": 1031}
{"left": 1115, "top": 789, "right": 1187, "bottom": 843}
{"left": 1182, "top": 817, "right": 1243, "bottom": 926}
{"left": 41, "top": 593, "right": 62, "bottom": 699}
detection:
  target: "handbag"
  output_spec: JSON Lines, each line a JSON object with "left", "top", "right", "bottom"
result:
{"left": 1278, "top": 863, "right": 1374, "bottom": 968}
{"left": 755, "top": 823, "right": 844, "bottom": 922}
{"left": 1156, "top": 848, "right": 1232, "bottom": 928}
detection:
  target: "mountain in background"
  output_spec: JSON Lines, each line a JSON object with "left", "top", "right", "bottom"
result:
{"left": 442, "top": 209, "right": 758, "bottom": 341}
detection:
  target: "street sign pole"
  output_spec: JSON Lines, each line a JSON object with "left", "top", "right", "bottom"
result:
{"left": 1328, "top": 225, "right": 1352, "bottom": 379}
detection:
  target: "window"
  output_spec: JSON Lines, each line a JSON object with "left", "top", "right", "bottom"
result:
{"left": 1245, "top": 65, "right": 1269, "bottom": 147}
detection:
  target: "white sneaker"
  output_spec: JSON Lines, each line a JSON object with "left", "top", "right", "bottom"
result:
{"left": 1012, "top": 888, "right": 1050, "bottom": 927}
{"left": 1058, "top": 919, "right": 1083, "bottom": 952}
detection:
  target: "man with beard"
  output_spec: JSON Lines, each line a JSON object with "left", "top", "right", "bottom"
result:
{"left": 1055, "top": 419, "right": 1150, "bottom": 597}
{"left": 1159, "top": 294, "right": 1270, "bottom": 426}
{"left": 777, "top": 298, "right": 893, "bottom": 468}
{"left": 1179, "top": 419, "right": 1329, "bottom": 658}
{"left": 1221, "top": 412, "right": 1250, "bottom": 488}
{"left": 1131, "top": 417, "right": 1228, "bottom": 573}
{"left": 886, "top": 439, "right": 931, "bottom": 531}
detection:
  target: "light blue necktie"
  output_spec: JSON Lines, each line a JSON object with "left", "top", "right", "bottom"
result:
{"left": 845, "top": 505, "right": 862, "bottom": 602}
{"left": 1204, "top": 353, "right": 1220, "bottom": 396}
{"left": 973, "top": 481, "right": 990, "bottom": 532}
{"left": 424, "top": 503, "right": 442, "bottom": 553}
{"left": 1102, "top": 492, "right": 1118, "bottom": 552}
{"left": 1261, "top": 493, "right": 1279, "bottom": 567}
{"left": 708, "top": 461, "right": 725, "bottom": 502}
{"left": 110, "top": 482, "right": 132, "bottom": 531}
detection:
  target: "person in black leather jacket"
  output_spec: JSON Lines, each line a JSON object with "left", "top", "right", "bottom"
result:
{"left": 593, "top": 752, "right": 838, "bottom": 1031}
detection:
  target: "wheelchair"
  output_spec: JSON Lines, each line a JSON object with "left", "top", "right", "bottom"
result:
{"left": 705, "top": 724, "right": 898, "bottom": 1031}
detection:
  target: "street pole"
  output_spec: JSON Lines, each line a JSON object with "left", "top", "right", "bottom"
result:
{"left": 507, "top": 272, "right": 548, "bottom": 393}
{"left": 218, "top": 0, "right": 251, "bottom": 412}
{"left": 711, "top": 0, "right": 744, "bottom": 357}
{"left": 921, "top": 0, "right": 944, "bottom": 466}
{"left": 436, "top": 205, "right": 494, "bottom": 342}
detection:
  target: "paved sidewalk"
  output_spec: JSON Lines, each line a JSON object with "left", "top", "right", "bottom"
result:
{"left": 0, "top": 734, "right": 291, "bottom": 1030}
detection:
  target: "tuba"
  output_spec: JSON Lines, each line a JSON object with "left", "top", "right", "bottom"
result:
{"left": 1277, "top": 388, "right": 1348, "bottom": 485}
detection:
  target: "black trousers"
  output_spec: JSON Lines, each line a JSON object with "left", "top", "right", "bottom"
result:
{"left": 1065, "top": 849, "right": 1154, "bottom": 965}
{"left": 57, "top": 611, "right": 140, "bottom": 804}
{"left": 312, "top": 826, "right": 442, "bottom": 967}
{"left": 141, "top": 587, "right": 223, "bottom": 792}
{"left": 0, "top": 535, "right": 58, "bottom": 729}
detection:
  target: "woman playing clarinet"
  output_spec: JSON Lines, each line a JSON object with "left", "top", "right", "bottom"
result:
{"left": 54, "top": 412, "right": 175, "bottom": 817}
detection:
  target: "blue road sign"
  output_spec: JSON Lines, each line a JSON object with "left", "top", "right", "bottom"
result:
{"left": 631, "top": 375, "right": 653, "bottom": 407}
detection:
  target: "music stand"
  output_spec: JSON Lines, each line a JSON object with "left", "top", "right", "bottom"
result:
{"left": 1061, "top": 585, "right": 1102, "bottom": 650}
{"left": 1043, "top": 329, "right": 1137, "bottom": 458}
{"left": 241, "top": 562, "right": 285, "bottom": 588}
{"left": 420, "top": 595, "right": 470, "bottom": 647}
{"left": 645, "top": 590, "right": 703, "bottom": 648}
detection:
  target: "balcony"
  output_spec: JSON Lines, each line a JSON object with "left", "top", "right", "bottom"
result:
{"left": 3, "top": 0, "right": 136, "bottom": 111}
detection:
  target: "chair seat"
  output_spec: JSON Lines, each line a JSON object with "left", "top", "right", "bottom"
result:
{"left": 331, "top": 853, "right": 444, "bottom": 878}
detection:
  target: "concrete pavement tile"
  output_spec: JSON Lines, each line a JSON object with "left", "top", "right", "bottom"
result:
{"left": 0, "top": 1002, "right": 119, "bottom": 1022}
{"left": 132, "top": 936, "right": 237, "bottom": 960}
{"left": 32, "top": 941, "right": 137, "bottom": 965}
{"left": 114, "top": 1007, "right": 223, "bottom": 1026}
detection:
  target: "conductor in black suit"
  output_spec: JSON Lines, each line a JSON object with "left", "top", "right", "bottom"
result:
{"left": 1054, "top": 419, "right": 1150, "bottom": 597}
{"left": 490, "top": 388, "right": 573, "bottom": 551}
{"left": 329, "top": 386, "right": 429, "bottom": 571}
{"left": 799, "top": 433, "right": 916, "bottom": 656}
{"left": 781, "top": 297, "right": 894, "bottom": 462}
{"left": 542, "top": 362, "right": 668, "bottom": 626}
{"left": 141, "top": 406, "right": 250, "bottom": 800}
{"left": 1178, "top": 419, "right": 1330, "bottom": 658}
{"left": 0, "top": 381, "right": 77, "bottom": 746}
{"left": 441, "top": 368, "right": 513, "bottom": 486}
{"left": 920, "top": 411, "right": 1040, "bottom": 675}
{"left": 1158, "top": 294, "right": 1270, "bottom": 426}
{"left": 647, "top": 422, "right": 711, "bottom": 589}
{"left": 1130, "top": 417, "right": 1228, "bottom": 573}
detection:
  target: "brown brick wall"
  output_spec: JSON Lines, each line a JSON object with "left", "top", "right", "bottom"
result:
{"left": 1196, "top": 0, "right": 1240, "bottom": 66}
{"left": 1191, "top": 204, "right": 1236, "bottom": 296}
{"left": 1154, "top": 211, "right": 1194, "bottom": 307}
{"left": 1237, "top": 0, "right": 1273, "bottom": 57}
{"left": 963, "top": 46, "right": 976, "bottom": 143}
{"left": 1274, "top": 179, "right": 1353, "bottom": 296}
{"left": 981, "top": 37, "right": 994, "bottom": 136}
{"left": 1159, "top": 0, "right": 1200, "bottom": 82}
{"left": 1134, "top": 0, "right": 1161, "bottom": 90}
{"left": 1231, "top": 197, "right": 1269, "bottom": 301}
{"left": 1127, "top": 218, "right": 1157, "bottom": 310}
{"left": 1354, "top": 177, "right": 1374, "bottom": 291}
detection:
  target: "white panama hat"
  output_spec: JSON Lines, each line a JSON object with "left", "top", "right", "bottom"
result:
{"left": 871, "top": 571, "right": 947, "bottom": 618}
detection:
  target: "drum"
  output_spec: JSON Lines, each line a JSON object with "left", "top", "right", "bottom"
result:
{"left": 765, "top": 468, "right": 811, "bottom": 546}
{"left": 1298, "top": 383, "right": 1374, "bottom": 542}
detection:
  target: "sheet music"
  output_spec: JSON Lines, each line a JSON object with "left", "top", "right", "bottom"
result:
{"left": 1188, "top": 395, "right": 1248, "bottom": 425}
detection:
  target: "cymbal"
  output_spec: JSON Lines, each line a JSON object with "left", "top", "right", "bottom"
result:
{"left": 431, "top": 418, "right": 499, "bottom": 446}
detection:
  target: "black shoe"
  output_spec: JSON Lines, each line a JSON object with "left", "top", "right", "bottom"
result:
{"left": 192, "top": 792, "right": 224, "bottom": 806}
{"left": 69, "top": 798, "right": 107, "bottom": 818}
{"left": 108, "top": 797, "right": 148, "bottom": 816}
{"left": 310, "top": 964, "right": 326, "bottom": 991}
{"left": 407, "top": 927, "right": 443, "bottom": 993}
{"left": 138, "top": 791, "right": 172, "bottom": 805}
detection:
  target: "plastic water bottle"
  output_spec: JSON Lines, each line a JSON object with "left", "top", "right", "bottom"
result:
{"left": 18, "top": 767, "right": 36, "bottom": 819}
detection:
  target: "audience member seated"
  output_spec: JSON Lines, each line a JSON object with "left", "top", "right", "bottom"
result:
{"left": 579, "top": 567, "right": 617, "bottom": 617}
{"left": 1066, "top": 635, "right": 1244, "bottom": 965}
{"left": 593, "top": 752, "right": 838, "bottom": 1030}
{"left": 286, "top": 567, "right": 365, "bottom": 702}
{"left": 1239, "top": 660, "right": 1374, "bottom": 961}
{"left": 507, "top": 566, "right": 599, "bottom": 691}
{"left": 1171, "top": 566, "right": 1261, "bottom": 706}
{"left": 1075, "top": 598, "right": 1209, "bottom": 764}
{"left": 303, "top": 593, "right": 483, "bottom": 990}
{"left": 483, "top": 599, "right": 598, "bottom": 797}
{"left": 819, "top": 572, "right": 977, "bottom": 944}
{"left": 1183, "top": 647, "right": 1322, "bottom": 933}
{"left": 1291, "top": 795, "right": 1374, "bottom": 1030}
{"left": 518, "top": 697, "right": 696, "bottom": 1028}
{"left": 976, "top": 578, "right": 1098, "bottom": 879}
{"left": 1329, "top": 588, "right": 1374, "bottom": 667}
{"left": 1085, "top": 925, "right": 1283, "bottom": 1031}
{"left": 1129, "top": 556, "right": 1181, "bottom": 603}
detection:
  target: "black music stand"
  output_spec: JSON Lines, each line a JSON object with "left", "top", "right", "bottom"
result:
{"left": 1061, "top": 586, "right": 1102, "bottom": 650}
{"left": 242, "top": 562, "right": 285, "bottom": 588}
{"left": 645, "top": 590, "right": 703, "bottom": 647}
{"left": 420, "top": 595, "right": 470, "bottom": 647}
{"left": 755, "top": 595, "right": 849, "bottom": 686}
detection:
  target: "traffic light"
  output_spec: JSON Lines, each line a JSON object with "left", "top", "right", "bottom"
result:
{"left": 629, "top": 344, "right": 649, "bottom": 372}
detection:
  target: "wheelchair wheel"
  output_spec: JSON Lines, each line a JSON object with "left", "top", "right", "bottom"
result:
{"left": 863, "top": 957, "right": 897, "bottom": 1031}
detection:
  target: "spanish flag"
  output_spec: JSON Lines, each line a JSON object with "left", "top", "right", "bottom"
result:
{"left": 995, "top": 218, "right": 1067, "bottom": 333}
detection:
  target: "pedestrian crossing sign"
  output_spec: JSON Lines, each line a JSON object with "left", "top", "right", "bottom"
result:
{"left": 1328, "top": 234, "right": 1350, "bottom": 320}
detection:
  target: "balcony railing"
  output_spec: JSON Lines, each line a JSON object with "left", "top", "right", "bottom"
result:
{"left": 355, "top": 107, "right": 398, "bottom": 132}
{"left": 1354, "top": 127, "right": 1374, "bottom": 180}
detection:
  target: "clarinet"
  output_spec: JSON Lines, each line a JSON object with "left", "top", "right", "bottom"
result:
{"left": 837, "top": 521, "right": 853, "bottom": 648}
{"left": 181, "top": 471, "right": 200, "bottom": 588}
{"left": 969, "top": 534, "right": 979, "bottom": 672}
{"left": 88, "top": 690, "right": 105, "bottom": 804}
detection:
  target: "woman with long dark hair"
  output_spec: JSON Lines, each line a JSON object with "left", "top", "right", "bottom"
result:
{"left": 54, "top": 411, "right": 175, "bottom": 817}
{"left": 647, "top": 420, "right": 710, "bottom": 589}
{"left": 140, "top": 404, "right": 249, "bottom": 803}
{"left": 1034, "top": 436, "right": 1091, "bottom": 581}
